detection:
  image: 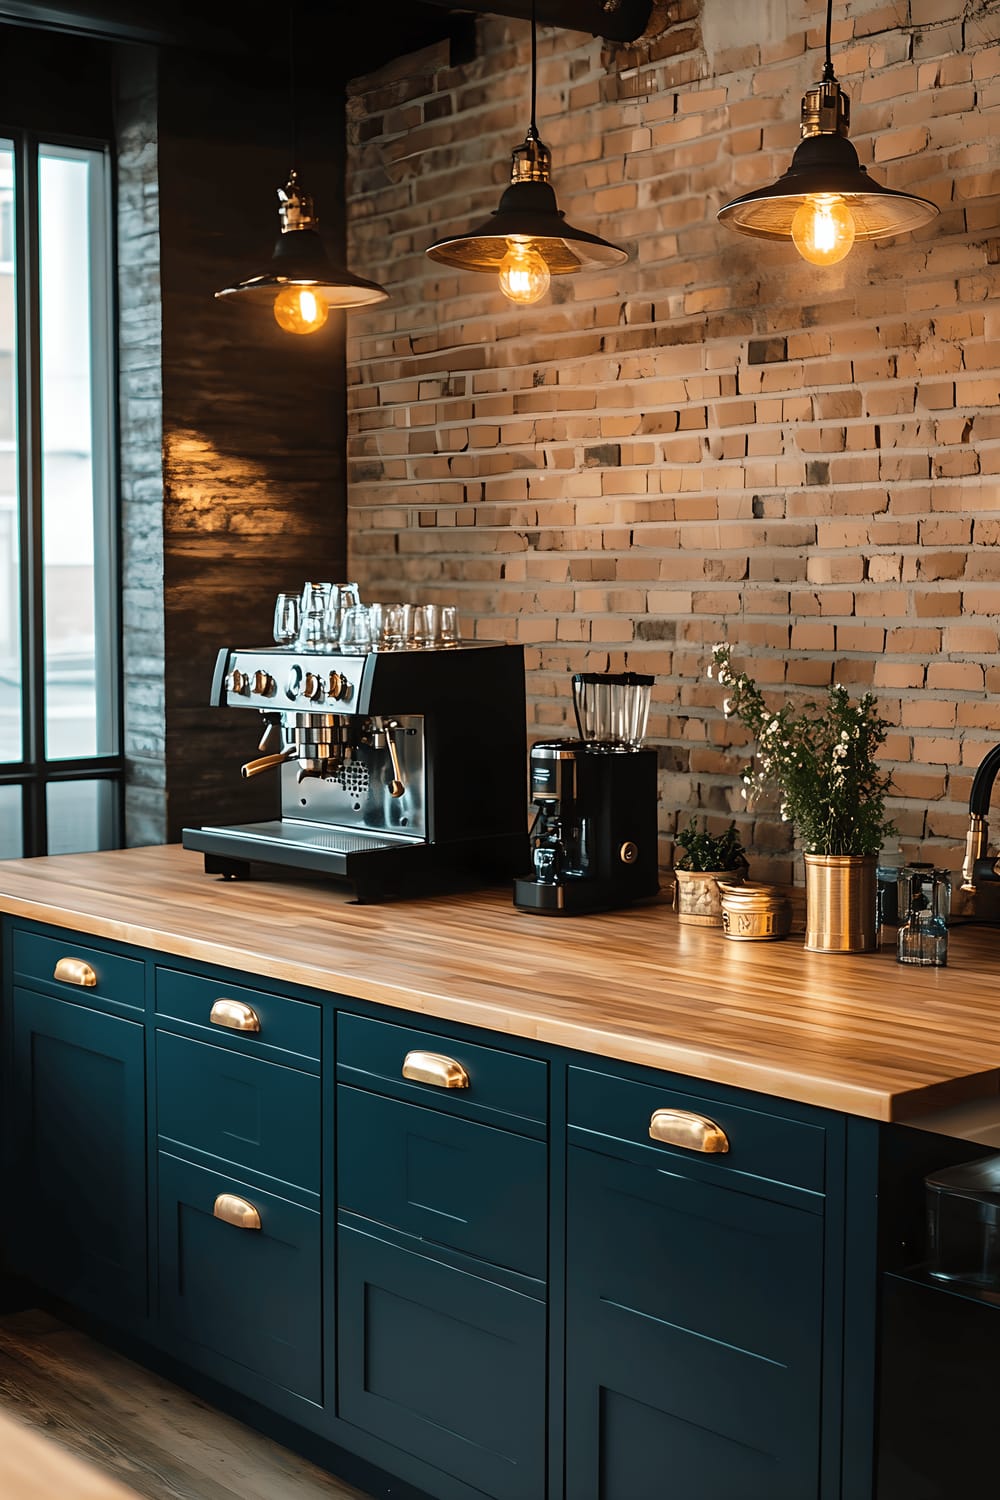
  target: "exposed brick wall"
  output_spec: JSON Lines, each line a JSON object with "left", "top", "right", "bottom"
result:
{"left": 346, "top": 0, "right": 1000, "bottom": 881}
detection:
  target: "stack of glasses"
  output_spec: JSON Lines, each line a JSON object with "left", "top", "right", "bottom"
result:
{"left": 272, "top": 583, "right": 461, "bottom": 654}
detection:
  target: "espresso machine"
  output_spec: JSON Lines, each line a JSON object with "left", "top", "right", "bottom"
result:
{"left": 183, "top": 642, "right": 527, "bottom": 902}
{"left": 513, "top": 671, "right": 659, "bottom": 916}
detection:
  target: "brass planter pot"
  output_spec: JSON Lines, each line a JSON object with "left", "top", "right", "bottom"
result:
{"left": 803, "top": 853, "right": 877, "bottom": 954}
{"left": 673, "top": 868, "right": 741, "bottom": 927}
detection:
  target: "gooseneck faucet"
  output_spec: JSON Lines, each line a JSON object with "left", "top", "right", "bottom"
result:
{"left": 962, "top": 744, "right": 1000, "bottom": 893}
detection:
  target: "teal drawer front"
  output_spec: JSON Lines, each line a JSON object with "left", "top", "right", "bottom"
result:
{"left": 155, "top": 966, "right": 320, "bottom": 1065}
{"left": 338, "top": 1226, "right": 546, "bottom": 1500}
{"left": 156, "top": 1031, "right": 320, "bottom": 1194}
{"left": 12, "top": 925, "right": 144, "bottom": 1012}
{"left": 568, "top": 1065, "right": 826, "bottom": 1197}
{"left": 158, "top": 1152, "right": 321, "bottom": 1405}
{"left": 338, "top": 1085, "right": 547, "bottom": 1280}
{"left": 337, "top": 1012, "right": 547, "bottom": 1129}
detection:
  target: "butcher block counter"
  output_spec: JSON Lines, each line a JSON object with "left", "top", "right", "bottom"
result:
{"left": 6, "top": 840, "right": 1000, "bottom": 1499}
{"left": 0, "top": 841, "right": 998, "bottom": 1122}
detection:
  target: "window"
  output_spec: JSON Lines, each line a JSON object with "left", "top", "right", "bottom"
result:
{"left": 0, "top": 133, "right": 121, "bottom": 858}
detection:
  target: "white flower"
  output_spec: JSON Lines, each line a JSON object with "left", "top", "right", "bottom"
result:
{"left": 707, "top": 665, "right": 713, "bottom": 679}
{"left": 723, "top": 697, "right": 732, "bottom": 716}
{"left": 840, "top": 730, "right": 849, "bottom": 741}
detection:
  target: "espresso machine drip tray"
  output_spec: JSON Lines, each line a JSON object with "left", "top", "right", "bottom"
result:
{"left": 198, "top": 820, "right": 424, "bottom": 856}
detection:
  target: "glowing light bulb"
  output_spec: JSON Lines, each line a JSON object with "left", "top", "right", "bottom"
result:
{"left": 273, "top": 285, "right": 329, "bottom": 335}
{"left": 498, "top": 242, "right": 551, "bottom": 305}
{"left": 790, "top": 194, "right": 856, "bottom": 267}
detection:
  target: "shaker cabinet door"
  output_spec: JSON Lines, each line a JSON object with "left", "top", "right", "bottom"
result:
{"left": 338, "top": 1225, "right": 546, "bottom": 1500}
{"left": 8, "top": 987, "right": 147, "bottom": 1324}
{"left": 157, "top": 1152, "right": 322, "bottom": 1407}
{"left": 565, "top": 1145, "right": 825, "bottom": 1500}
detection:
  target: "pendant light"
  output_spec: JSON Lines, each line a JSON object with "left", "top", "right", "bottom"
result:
{"left": 717, "top": 0, "right": 937, "bottom": 265}
{"left": 216, "top": 3, "right": 388, "bottom": 334}
{"left": 426, "top": 0, "right": 629, "bottom": 304}
{"left": 215, "top": 170, "right": 388, "bottom": 334}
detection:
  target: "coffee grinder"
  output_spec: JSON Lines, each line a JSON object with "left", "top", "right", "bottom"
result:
{"left": 513, "top": 671, "right": 659, "bottom": 916}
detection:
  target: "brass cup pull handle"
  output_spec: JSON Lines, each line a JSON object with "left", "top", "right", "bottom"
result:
{"left": 210, "top": 998, "right": 261, "bottom": 1033}
{"left": 53, "top": 957, "right": 97, "bottom": 988}
{"left": 402, "top": 1050, "right": 470, "bottom": 1090}
{"left": 213, "top": 1193, "right": 261, "bottom": 1231}
{"left": 649, "top": 1107, "right": 730, "bottom": 1154}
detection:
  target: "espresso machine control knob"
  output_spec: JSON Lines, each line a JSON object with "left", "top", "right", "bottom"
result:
{"left": 303, "top": 672, "right": 324, "bottom": 703}
{"left": 284, "top": 665, "right": 303, "bottom": 701}
{"left": 225, "top": 668, "right": 249, "bottom": 696}
{"left": 328, "top": 671, "right": 349, "bottom": 702}
{"left": 620, "top": 842, "right": 639, "bottom": 865}
{"left": 251, "top": 669, "right": 276, "bottom": 697}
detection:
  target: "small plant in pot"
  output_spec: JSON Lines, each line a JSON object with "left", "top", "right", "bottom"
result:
{"left": 672, "top": 818, "right": 749, "bottom": 927}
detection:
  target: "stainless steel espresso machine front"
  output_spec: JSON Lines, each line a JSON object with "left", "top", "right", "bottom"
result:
{"left": 182, "top": 642, "right": 528, "bottom": 902}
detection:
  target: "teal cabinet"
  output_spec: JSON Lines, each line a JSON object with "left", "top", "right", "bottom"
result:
{"left": 1, "top": 917, "right": 864, "bottom": 1500}
{"left": 157, "top": 1151, "right": 322, "bottom": 1407}
{"left": 565, "top": 1145, "right": 825, "bottom": 1500}
{"left": 336, "top": 1015, "right": 549, "bottom": 1499}
{"left": 7, "top": 985, "right": 147, "bottom": 1324}
{"left": 338, "top": 1225, "right": 546, "bottom": 1500}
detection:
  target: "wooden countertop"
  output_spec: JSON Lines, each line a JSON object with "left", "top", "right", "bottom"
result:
{"left": 2, "top": 844, "right": 1000, "bottom": 1123}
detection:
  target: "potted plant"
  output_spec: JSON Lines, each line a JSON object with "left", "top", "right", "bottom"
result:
{"left": 673, "top": 818, "right": 748, "bottom": 926}
{"left": 710, "top": 642, "right": 893, "bottom": 952}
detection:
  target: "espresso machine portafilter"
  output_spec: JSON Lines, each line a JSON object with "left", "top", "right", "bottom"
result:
{"left": 183, "top": 642, "right": 528, "bottom": 902}
{"left": 513, "top": 671, "right": 659, "bottom": 916}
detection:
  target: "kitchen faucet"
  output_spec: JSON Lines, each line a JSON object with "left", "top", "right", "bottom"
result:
{"left": 962, "top": 744, "right": 1000, "bottom": 919}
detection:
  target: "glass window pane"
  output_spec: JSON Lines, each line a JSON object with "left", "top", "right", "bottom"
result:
{"left": 0, "top": 140, "right": 20, "bottom": 765}
{"left": 39, "top": 145, "right": 113, "bottom": 762}
{"left": 46, "top": 778, "right": 116, "bottom": 855}
{"left": 0, "top": 784, "right": 21, "bottom": 857}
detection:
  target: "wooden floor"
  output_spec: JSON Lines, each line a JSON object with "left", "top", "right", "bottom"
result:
{"left": 0, "top": 1309, "right": 374, "bottom": 1500}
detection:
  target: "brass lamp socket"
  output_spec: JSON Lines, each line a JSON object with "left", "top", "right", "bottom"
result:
{"left": 278, "top": 170, "right": 319, "bottom": 234}
{"left": 509, "top": 134, "right": 552, "bottom": 185}
{"left": 800, "top": 78, "right": 850, "bottom": 140}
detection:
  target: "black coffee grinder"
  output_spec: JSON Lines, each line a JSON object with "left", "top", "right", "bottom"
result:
{"left": 513, "top": 671, "right": 659, "bottom": 916}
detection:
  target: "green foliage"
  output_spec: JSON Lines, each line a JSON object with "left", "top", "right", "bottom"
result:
{"left": 710, "top": 643, "right": 894, "bottom": 858}
{"left": 674, "top": 817, "right": 747, "bottom": 872}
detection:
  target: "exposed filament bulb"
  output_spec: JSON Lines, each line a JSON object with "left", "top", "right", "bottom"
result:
{"left": 790, "top": 194, "right": 856, "bottom": 266}
{"left": 498, "top": 241, "right": 551, "bottom": 305}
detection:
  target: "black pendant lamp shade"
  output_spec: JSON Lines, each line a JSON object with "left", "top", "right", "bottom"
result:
{"left": 718, "top": 0, "right": 937, "bottom": 254}
{"left": 426, "top": 6, "right": 628, "bottom": 293}
{"left": 216, "top": 171, "right": 388, "bottom": 313}
{"left": 427, "top": 132, "right": 628, "bottom": 275}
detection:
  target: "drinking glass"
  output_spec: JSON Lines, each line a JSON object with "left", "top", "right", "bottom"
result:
{"left": 369, "top": 603, "right": 400, "bottom": 650}
{"left": 298, "top": 582, "right": 333, "bottom": 649}
{"left": 340, "top": 604, "right": 372, "bottom": 654}
{"left": 413, "top": 603, "right": 441, "bottom": 647}
{"left": 440, "top": 605, "right": 459, "bottom": 646}
{"left": 273, "top": 592, "right": 301, "bottom": 645}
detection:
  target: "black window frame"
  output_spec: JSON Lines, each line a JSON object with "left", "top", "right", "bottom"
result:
{"left": 0, "top": 124, "right": 123, "bottom": 857}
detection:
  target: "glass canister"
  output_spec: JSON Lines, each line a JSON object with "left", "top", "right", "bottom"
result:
{"left": 896, "top": 864, "right": 951, "bottom": 967}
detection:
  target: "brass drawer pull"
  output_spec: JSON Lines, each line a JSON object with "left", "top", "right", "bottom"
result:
{"left": 210, "top": 998, "right": 261, "bottom": 1033}
{"left": 213, "top": 1193, "right": 262, "bottom": 1231}
{"left": 402, "top": 1050, "right": 470, "bottom": 1090}
{"left": 649, "top": 1108, "right": 730, "bottom": 1154}
{"left": 53, "top": 957, "right": 97, "bottom": 988}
